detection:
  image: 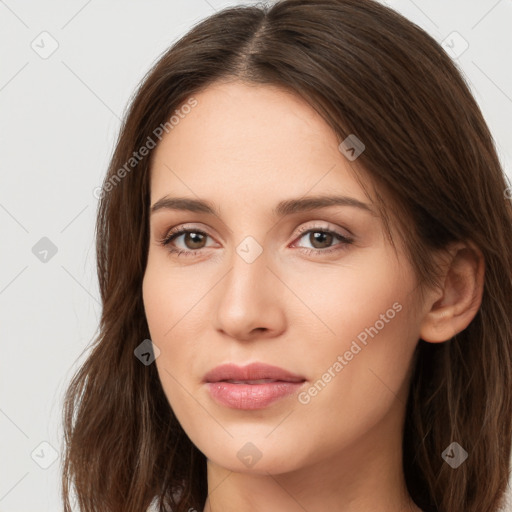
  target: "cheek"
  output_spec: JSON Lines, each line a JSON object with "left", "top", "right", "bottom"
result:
{"left": 289, "top": 292, "right": 416, "bottom": 464}
{"left": 289, "top": 248, "right": 417, "bottom": 411}
{"left": 143, "top": 266, "right": 202, "bottom": 428}
{"left": 142, "top": 255, "right": 205, "bottom": 343}
{"left": 142, "top": 258, "right": 209, "bottom": 395}
{"left": 286, "top": 244, "right": 415, "bottom": 348}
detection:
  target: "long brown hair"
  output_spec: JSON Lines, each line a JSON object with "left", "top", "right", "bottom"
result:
{"left": 61, "top": 1, "right": 512, "bottom": 511}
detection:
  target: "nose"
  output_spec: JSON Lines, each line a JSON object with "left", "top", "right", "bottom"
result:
{"left": 213, "top": 240, "right": 286, "bottom": 342}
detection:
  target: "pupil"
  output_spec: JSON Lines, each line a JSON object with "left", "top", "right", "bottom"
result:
{"left": 311, "top": 231, "right": 332, "bottom": 248}
{"left": 186, "top": 232, "right": 205, "bottom": 249}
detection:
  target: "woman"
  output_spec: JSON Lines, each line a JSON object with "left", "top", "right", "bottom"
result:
{"left": 61, "top": 1, "right": 512, "bottom": 511}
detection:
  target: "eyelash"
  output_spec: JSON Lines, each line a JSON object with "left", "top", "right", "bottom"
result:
{"left": 157, "top": 224, "right": 354, "bottom": 258}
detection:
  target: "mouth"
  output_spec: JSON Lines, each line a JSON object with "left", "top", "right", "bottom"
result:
{"left": 203, "top": 362, "right": 306, "bottom": 384}
{"left": 203, "top": 363, "right": 306, "bottom": 410}
{"left": 221, "top": 379, "right": 296, "bottom": 384}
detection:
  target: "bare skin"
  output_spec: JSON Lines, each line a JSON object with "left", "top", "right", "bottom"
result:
{"left": 142, "top": 80, "right": 484, "bottom": 512}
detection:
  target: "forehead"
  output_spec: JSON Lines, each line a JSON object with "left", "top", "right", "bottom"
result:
{"left": 149, "top": 80, "right": 371, "bottom": 207}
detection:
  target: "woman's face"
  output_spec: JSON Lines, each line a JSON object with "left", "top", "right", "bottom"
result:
{"left": 143, "top": 80, "right": 425, "bottom": 475}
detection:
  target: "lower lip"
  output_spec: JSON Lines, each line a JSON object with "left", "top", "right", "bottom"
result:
{"left": 206, "top": 381, "right": 305, "bottom": 409}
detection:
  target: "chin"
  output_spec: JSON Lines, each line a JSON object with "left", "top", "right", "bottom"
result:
{"left": 196, "top": 434, "right": 308, "bottom": 475}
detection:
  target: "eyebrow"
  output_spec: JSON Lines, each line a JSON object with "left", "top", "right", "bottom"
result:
{"left": 150, "top": 194, "right": 376, "bottom": 217}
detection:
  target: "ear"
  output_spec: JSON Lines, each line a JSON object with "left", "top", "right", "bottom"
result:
{"left": 419, "top": 241, "right": 485, "bottom": 343}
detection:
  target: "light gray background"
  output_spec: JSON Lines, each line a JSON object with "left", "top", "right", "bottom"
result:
{"left": 1, "top": 0, "right": 511, "bottom": 510}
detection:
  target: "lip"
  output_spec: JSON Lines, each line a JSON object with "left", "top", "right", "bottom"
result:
{"left": 203, "top": 362, "right": 306, "bottom": 410}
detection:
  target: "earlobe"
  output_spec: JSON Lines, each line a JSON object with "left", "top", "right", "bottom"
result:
{"left": 419, "top": 241, "right": 485, "bottom": 343}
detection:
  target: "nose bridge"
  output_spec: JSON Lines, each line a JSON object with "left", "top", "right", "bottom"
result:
{"left": 216, "top": 210, "right": 276, "bottom": 291}
{"left": 226, "top": 233, "right": 271, "bottom": 294}
{"left": 235, "top": 234, "right": 266, "bottom": 267}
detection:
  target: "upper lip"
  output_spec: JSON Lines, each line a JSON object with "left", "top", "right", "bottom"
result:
{"left": 203, "top": 362, "right": 306, "bottom": 383}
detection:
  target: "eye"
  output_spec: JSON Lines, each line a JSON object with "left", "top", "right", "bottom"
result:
{"left": 157, "top": 223, "right": 354, "bottom": 258}
{"left": 291, "top": 224, "right": 354, "bottom": 255}
{"left": 158, "top": 226, "right": 216, "bottom": 257}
